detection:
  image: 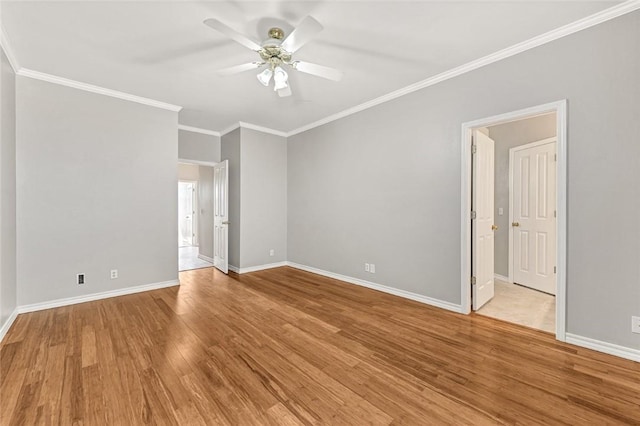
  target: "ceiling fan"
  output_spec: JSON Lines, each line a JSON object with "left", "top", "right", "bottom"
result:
{"left": 203, "top": 16, "right": 343, "bottom": 97}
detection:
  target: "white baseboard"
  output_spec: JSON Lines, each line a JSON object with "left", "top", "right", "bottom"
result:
{"left": 17, "top": 279, "right": 180, "bottom": 314}
{"left": 229, "top": 261, "right": 288, "bottom": 274}
{"left": 565, "top": 333, "right": 640, "bottom": 363}
{"left": 286, "top": 262, "right": 463, "bottom": 314}
{"left": 0, "top": 308, "right": 19, "bottom": 344}
{"left": 494, "top": 273, "right": 510, "bottom": 282}
{"left": 198, "top": 254, "right": 214, "bottom": 263}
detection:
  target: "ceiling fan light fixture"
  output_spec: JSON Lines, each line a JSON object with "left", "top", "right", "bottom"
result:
{"left": 273, "top": 66, "right": 288, "bottom": 91}
{"left": 257, "top": 68, "right": 273, "bottom": 86}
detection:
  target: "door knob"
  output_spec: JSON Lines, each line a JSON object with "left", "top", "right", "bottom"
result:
{"left": 512, "top": 222, "right": 520, "bottom": 227}
{"left": 222, "top": 221, "right": 230, "bottom": 225}
{"left": 491, "top": 225, "right": 498, "bottom": 231}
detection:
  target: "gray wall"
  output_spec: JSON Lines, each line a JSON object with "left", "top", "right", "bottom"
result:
{"left": 239, "top": 128, "right": 287, "bottom": 268}
{"left": 288, "top": 11, "right": 640, "bottom": 349}
{"left": 197, "top": 166, "right": 214, "bottom": 259}
{"left": 1, "top": 49, "right": 17, "bottom": 327}
{"left": 220, "top": 127, "right": 287, "bottom": 269}
{"left": 221, "top": 128, "right": 241, "bottom": 268}
{"left": 178, "top": 129, "right": 220, "bottom": 163}
{"left": 489, "top": 113, "right": 556, "bottom": 277}
{"left": 16, "top": 77, "right": 179, "bottom": 305}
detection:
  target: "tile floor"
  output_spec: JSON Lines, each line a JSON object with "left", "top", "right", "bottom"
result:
{"left": 179, "top": 246, "right": 213, "bottom": 272}
{"left": 477, "top": 279, "right": 555, "bottom": 333}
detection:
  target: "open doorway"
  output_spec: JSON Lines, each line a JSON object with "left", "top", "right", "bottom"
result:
{"left": 178, "top": 162, "right": 214, "bottom": 271}
{"left": 461, "top": 101, "right": 567, "bottom": 340}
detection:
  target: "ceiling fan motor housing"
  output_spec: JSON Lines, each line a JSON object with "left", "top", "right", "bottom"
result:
{"left": 259, "top": 28, "right": 292, "bottom": 65}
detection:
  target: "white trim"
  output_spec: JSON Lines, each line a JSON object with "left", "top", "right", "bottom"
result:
{"left": 17, "top": 280, "right": 179, "bottom": 314}
{"left": 178, "top": 158, "right": 218, "bottom": 167}
{"left": 178, "top": 124, "right": 221, "bottom": 137}
{"left": 555, "top": 101, "right": 568, "bottom": 341}
{"left": 220, "top": 122, "right": 288, "bottom": 138}
{"left": 287, "top": 262, "right": 463, "bottom": 314}
{"left": 239, "top": 122, "right": 288, "bottom": 138}
{"left": 17, "top": 68, "right": 182, "bottom": 112}
{"left": 494, "top": 274, "right": 510, "bottom": 283}
{"left": 286, "top": 1, "right": 640, "bottom": 137}
{"left": 198, "top": 254, "right": 214, "bottom": 263}
{"left": 229, "top": 261, "right": 288, "bottom": 274}
{"left": 566, "top": 333, "right": 640, "bottom": 363}
{"left": 0, "top": 308, "right": 19, "bottom": 344}
{"left": 220, "top": 123, "right": 240, "bottom": 137}
{"left": 508, "top": 137, "right": 557, "bottom": 284}
{"left": 461, "top": 100, "right": 568, "bottom": 343}
{"left": 0, "top": 27, "right": 20, "bottom": 73}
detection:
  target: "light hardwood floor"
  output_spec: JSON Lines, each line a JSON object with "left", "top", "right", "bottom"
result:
{"left": 1, "top": 267, "right": 639, "bottom": 425}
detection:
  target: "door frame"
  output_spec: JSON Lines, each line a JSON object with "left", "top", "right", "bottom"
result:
{"left": 460, "top": 100, "right": 567, "bottom": 341}
{"left": 508, "top": 137, "right": 557, "bottom": 285}
{"left": 178, "top": 179, "right": 198, "bottom": 247}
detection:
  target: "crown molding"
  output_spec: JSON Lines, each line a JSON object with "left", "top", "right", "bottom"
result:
{"left": 239, "top": 121, "right": 288, "bottom": 138}
{"left": 0, "top": 26, "right": 20, "bottom": 73}
{"left": 178, "top": 124, "right": 221, "bottom": 137}
{"left": 220, "top": 122, "right": 241, "bottom": 137}
{"left": 3, "top": 1, "right": 637, "bottom": 133}
{"left": 218, "top": 121, "right": 288, "bottom": 138}
{"left": 18, "top": 68, "right": 183, "bottom": 112}
{"left": 287, "top": 0, "right": 640, "bottom": 137}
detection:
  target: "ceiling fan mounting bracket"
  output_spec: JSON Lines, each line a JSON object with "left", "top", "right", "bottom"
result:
{"left": 268, "top": 27, "right": 285, "bottom": 40}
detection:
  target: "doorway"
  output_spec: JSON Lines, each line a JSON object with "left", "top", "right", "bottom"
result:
{"left": 461, "top": 101, "right": 567, "bottom": 340}
{"left": 178, "top": 162, "right": 214, "bottom": 272}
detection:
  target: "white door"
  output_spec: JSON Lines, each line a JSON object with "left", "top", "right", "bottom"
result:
{"left": 472, "top": 131, "right": 496, "bottom": 310}
{"left": 213, "top": 160, "right": 229, "bottom": 274}
{"left": 511, "top": 140, "right": 556, "bottom": 294}
{"left": 178, "top": 182, "right": 195, "bottom": 247}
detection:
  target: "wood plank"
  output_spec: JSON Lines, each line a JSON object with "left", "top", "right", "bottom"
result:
{"left": 1, "top": 266, "right": 639, "bottom": 424}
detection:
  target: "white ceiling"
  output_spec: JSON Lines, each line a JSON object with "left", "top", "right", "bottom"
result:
{"left": 2, "top": 1, "right": 620, "bottom": 133}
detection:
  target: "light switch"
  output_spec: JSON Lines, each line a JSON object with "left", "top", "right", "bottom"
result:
{"left": 498, "top": 207, "right": 504, "bottom": 216}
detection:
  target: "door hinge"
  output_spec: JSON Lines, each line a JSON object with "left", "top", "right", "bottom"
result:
{"left": 554, "top": 210, "right": 557, "bottom": 218}
{"left": 554, "top": 153, "right": 557, "bottom": 161}
{"left": 471, "top": 211, "right": 477, "bottom": 220}
{"left": 554, "top": 266, "right": 557, "bottom": 274}
{"left": 471, "top": 276, "right": 476, "bottom": 285}
{"left": 472, "top": 145, "right": 477, "bottom": 154}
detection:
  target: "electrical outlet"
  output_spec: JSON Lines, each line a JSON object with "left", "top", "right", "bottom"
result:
{"left": 269, "top": 249, "right": 275, "bottom": 256}
{"left": 632, "top": 316, "right": 640, "bottom": 334}
{"left": 370, "top": 264, "right": 376, "bottom": 273}
{"left": 364, "top": 263, "right": 370, "bottom": 272}
{"left": 110, "top": 269, "right": 118, "bottom": 279}
{"left": 77, "top": 273, "right": 85, "bottom": 285}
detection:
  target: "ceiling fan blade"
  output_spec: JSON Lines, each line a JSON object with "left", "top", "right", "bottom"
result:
{"left": 292, "top": 61, "right": 343, "bottom": 82}
{"left": 277, "top": 86, "right": 292, "bottom": 97}
{"left": 216, "top": 62, "right": 264, "bottom": 76}
{"left": 281, "top": 16, "right": 323, "bottom": 53}
{"left": 204, "top": 19, "right": 262, "bottom": 51}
